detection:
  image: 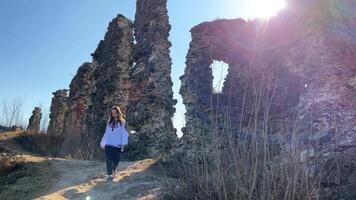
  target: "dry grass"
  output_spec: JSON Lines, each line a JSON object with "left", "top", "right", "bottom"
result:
{"left": 159, "top": 132, "right": 321, "bottom": 200}
{"left": 159, "top": 63, "right": 323, "bottom": 200}
{"left": 0, "top": 153, "right": 59, "bottom": 200}
{"left": 13, "top": 133, "right": 64, "bottom": 157}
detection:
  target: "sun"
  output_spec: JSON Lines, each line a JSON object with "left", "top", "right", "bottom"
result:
{"left": 246, "top": 0, "right": 287, "bottom": 19}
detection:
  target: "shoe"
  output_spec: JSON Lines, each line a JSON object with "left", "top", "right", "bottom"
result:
{"left": 105, "top": 174, "right": 113, "bottom": 181}
{"left": 113, "top": 169, "right": 119, "bottom": 178}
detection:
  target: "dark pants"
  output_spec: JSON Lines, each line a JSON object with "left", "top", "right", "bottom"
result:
{"left": 104, "top": 145, "right": 121, "bottom": 175}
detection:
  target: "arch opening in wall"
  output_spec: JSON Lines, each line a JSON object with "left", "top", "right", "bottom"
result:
{"left": 210, "top": 60, "right": 229, "bottom": 94}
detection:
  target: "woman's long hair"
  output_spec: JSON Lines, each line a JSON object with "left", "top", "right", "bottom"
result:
{"left": 107, "top": 106, "right": 125, "bottom": 127}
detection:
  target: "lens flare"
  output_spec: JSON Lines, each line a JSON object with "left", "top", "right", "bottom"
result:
{"left": 246, "top": 0, "right": 287, "bottom": 19}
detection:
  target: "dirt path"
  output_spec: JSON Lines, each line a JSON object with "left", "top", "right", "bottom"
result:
{"left": 0, "top": 130, "right": 165, "bottom": 200}
{"left": 36, "top": 158, "right": 162, "bottom": 200}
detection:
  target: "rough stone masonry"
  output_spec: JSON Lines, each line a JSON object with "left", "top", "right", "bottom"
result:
{"left": 126, "top": 0, "right": 177, "bottom": 157}
{"left": 179, "top": 0, "right": 356, "bottom": 198}
{"left": 48, "top": 0, "right": 177, "bottom": 159}
{"left": 85, "top": 14, "right": 134, "bottom": 155}
{"left": 27, "top": 107, "right": 42, "bottom": 134}
{"left": 47, "top": 89, "right": 68, "bottom": 136}
{"left": 62, "top": 62, "right": 95, "bottom": 156}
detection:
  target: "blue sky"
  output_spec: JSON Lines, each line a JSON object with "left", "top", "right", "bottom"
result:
{"left": 0, "top": 0, "right": 263, "bottom": 136}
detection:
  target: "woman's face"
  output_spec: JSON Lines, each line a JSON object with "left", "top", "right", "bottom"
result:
{"left": 111, "top": 109, "right": 119, "bottom": 119}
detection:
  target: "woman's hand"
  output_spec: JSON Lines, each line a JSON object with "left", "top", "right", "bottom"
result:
{"left": 118, "top": 144, "right": 125, "bottom": 151}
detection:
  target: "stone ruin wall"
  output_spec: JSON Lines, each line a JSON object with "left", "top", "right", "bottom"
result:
{"left": 45, "top": 0, "right": 356, "bottom": 175}
{"left": 85, "top": 14, "right": 134, "bottom": 155}
{"left": 126, "top": 0, "right": 177, "bottom": 157}
{"left": 180, "top": 0, "right": 356, "bottom": 147}
{"left": 27, "top": 107, "right": 42, "bottom": 134}
{"left": 47, "top": 89, "right": 68, "bottom": 136}
{"left": 180, "top": 18, "right": 305, "bottom": 146}
{"left": 179, "top": 0, "right": 356, "bottom": 197}
{"left": 61, "top": 62, "right": 95, "bottom": 156}
{"left": 48, "top": 0, "right": 177, "bottom": 158}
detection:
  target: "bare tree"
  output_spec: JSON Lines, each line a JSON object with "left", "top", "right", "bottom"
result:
{"left": 0, "top": 96, "right": 26, "bottom": 128}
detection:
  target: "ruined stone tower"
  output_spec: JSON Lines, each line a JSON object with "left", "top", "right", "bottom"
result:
{"left": 63, "top": 62, "right": 95, "bottom": 138}
{"left": 49, "top": 1, "right": 177, "bottom": 159}
{"left": 61, "top": 62, "right": 95, "bottom": 156}
{"left": 47, "top": 89, "right": 68, "bottom": 135}
{"left": 179, "top": 0, "right": 356, "bottom": 150}
{"left": 179, "top": 0, "right": 356, "bottom": 197}
{"left": 85, "top": 14, "right": 134, "bottom": 150}
{"left": 27, "top": 107, "right": 42, "bottom": 134}
{"left": 126, "top": 0, "right": 177, "bottom": 157}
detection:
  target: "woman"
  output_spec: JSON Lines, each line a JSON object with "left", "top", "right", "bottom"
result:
{"left": 100, "top": 106, "right": 128, "bottom": 181}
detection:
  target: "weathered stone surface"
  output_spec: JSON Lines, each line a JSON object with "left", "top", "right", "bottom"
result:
{"left": 179, "top": 0, "right": 356, "bottom": 197}
{"left": 47, "top": 89, "right": 69, "bottom": 135}
{"left": 181, "top": 0, "right": 356, "bottom": 142}
{"left": 52, "top": 14, "right": 134, "bottom": 159}
{"left": 62, "top": 62, "right": 95, "bottom": 156}
{"left": 50, "top": 5, "right": 178, "bottom": 159}
{"left": 27, "top": 107, "right": 42, "bottom": 134}
{"left": 85, "top": 14, "right": 134, "bottom": 150}
{"left": 180, "top": 19, "right": 305, "bottom": 151}
{"left": 126, "top": 0, "right": 177, "bottom": 157}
